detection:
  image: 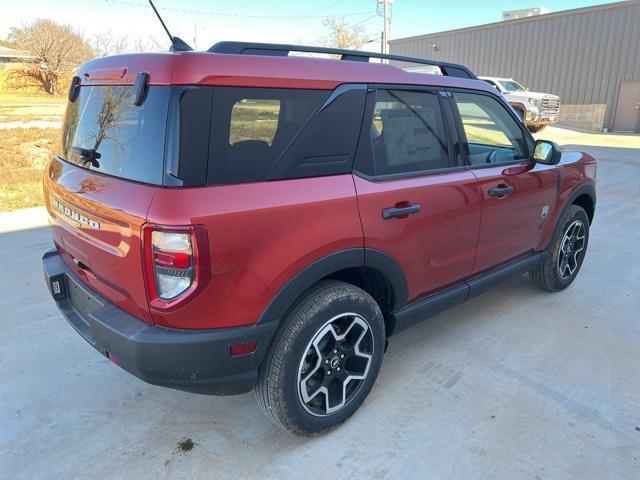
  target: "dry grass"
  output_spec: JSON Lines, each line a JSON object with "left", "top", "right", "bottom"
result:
{"left": 0, "top": 127, "right": 58, "bottom": 212}
{"left": 0, "top": 92, "right": 66, "bottom": 123}
{"left": 0, "top": 92, "right": 65, "bottom": 211}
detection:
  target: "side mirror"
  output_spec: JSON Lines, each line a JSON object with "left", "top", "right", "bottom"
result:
{"left": 533, "top": 140, "right": 562, "bottom": 165}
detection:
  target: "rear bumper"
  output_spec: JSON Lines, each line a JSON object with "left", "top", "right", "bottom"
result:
{"left": 42, "top": 249, "right": 277, "bottom": 395}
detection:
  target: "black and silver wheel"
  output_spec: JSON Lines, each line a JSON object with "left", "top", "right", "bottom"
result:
{"left": 530, "top": 205, "right": 590, "bottom": 291}
{"left": 256, "top": 280, "right": 385, "bottom": 435}
{"left": 298, "top": 312, "right": 374, "bottom": 416}
{"left": 557, "top": 219, "right": 586, "bottom": 280}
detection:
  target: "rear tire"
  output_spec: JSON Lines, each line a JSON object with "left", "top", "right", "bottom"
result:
{"left": 529, "top": 205, "right": 590, "bottom": 291}
{"left": 255, "top": 280, "right": 385, "bottom": 436}
{"left": 528, "top": 125, "right": 546, "bottom": 133}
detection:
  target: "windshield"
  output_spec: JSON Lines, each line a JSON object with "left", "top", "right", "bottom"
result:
{"left": 499, "top": 80, "right": 527, "bottom": 92}
{"left": 60, "top": 85, "right": 170, "bottom": 185}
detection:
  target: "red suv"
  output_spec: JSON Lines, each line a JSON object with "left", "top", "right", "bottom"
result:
{"left": 42, "top": 42, "right": 596, "bottom": 435}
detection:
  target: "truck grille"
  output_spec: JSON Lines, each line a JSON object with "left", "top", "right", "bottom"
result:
{"left": 541, "top": 98, "right": 560, "bottom": 115}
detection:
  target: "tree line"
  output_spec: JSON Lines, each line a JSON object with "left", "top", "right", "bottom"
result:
{"left": 4, "top": 19, "right": 163, "bottom": 95}
{"left": 4, "top": 17, "right": 373, "bottom": 95}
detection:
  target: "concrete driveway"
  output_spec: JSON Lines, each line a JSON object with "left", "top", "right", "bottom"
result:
{"left": 2, "top": 130, "right": 639, "bottom": 479}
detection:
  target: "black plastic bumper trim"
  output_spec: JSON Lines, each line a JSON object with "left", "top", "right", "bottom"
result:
{"left": 42, "top": 249, "right": 277, "bottom": 395}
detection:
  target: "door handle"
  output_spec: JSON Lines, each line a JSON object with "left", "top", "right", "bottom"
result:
{"left": 488, "top": 184, "right": 514, "bottom": 197}
{"left": 382, "top": 203, "right": 421, "bottom": 219}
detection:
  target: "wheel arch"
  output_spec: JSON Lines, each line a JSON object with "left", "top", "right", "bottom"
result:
{"left": 257, "top": 248, "right": 408, "bottom": 336}
{"left": 509, "top": 101, "right": 527, "bottom": 115}
{"left": 572, "top": 191, "right": 595, "bottom": 224}
{"left": 546, "top": 183, "right": 596, "bottom": 250}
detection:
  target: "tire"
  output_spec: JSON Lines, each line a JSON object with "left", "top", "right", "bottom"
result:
{"left": 528, "top": 124, "right": 546, "bottom": 133}
{"left": 529, "top": 205, "right": 590, "bottom": 291}
{"left": 255, "top": 280, "right": 385, "bottom": 436}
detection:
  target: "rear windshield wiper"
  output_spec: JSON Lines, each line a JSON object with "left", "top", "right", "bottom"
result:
{"left": 70, "top": 146, "right": 101, "bottom": 168}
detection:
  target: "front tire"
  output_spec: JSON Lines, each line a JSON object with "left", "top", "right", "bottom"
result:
{"left": 529, "top": 205, "right": 590, "bottom": 291}
{"left": 528, "top": 124, "right": 546, "bottom": 133}
{"left": 255, "top": 280, "right": 385, "bottom": 436}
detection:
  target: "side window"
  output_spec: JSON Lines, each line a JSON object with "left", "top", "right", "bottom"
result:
{"left": 207, "top": 87, "right": 366, "bottom": 185}
{"left": 453, "top": 92, "right": 530, "bottom": 166}
{"left": 360, "top": 89, "right": 450, "bottom": 177}
{"left": 208, "top": 88, "right": 328, "bottom": 185}
{"left": 229, "top": 99, "right": 280, "bottom": 146}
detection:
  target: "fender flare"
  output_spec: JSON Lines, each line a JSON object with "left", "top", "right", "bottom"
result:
{"left": 257, "top": 248, "right": 408, "bottom": 324}
{"left": 545, "top": 182, "right": 596, "bottom": 250}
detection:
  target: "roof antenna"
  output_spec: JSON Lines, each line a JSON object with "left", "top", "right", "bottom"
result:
{"left": 148, "top": 0, "right": 193, "bottom": 52}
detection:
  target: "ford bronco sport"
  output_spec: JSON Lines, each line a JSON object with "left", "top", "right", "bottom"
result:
{"left": 42, "top": 42, "right": 596, "bottom": 435}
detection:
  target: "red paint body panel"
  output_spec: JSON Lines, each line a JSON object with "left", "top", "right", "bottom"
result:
{"left": 469, "top": 161, "right": 558, "bottom": 273}
{"left": 145, "top": 175, "right": 362, "bottom": 329}
{"left": 44, "top": 158, "right": 156, "bottom": 323}
{"left": 354, "top": 171, "right": 481, "bottom": 303}
{"left": 537, "top": 151, "right": 597, "bottom": 250}
{"left": 45, "top": 50, "right": 597, "bottom": 334}
{"left": 75, "top": 51, "right": 498, "bottom": 93}
{"left": 76, "top": 53, "right": 177, "bottom": 86}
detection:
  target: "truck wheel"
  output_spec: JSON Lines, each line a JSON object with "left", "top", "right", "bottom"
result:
{"left": 529, "top": 205, "right": 590, "bottom": 291}
{"left": 255, "top": 280, "right": 385, "bottom": 436}
{"left": 528, "top": 125, "right": 546, "bottom": 133}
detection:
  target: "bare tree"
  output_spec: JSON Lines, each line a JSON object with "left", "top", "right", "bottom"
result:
{"left": 9, "top": 19, "right": 94, "bottom": 94}
{"left": 91, "top": 32, "right": 164, "bottom": 56}
{"left": 130, "top": 37, "right": 164, "bottom": 53}
{"left": 91, "top": 31, "right": 129, "bottom": 57}
{"left": 320, "top": 17, "right": 371, "bottom": 51}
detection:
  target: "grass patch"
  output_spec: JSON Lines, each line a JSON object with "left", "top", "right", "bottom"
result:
{"left": 0, "top": 127, "right": 59, "bottom": 211}
{"left": 0, "top": 92, "right": 66, "bottom": 123}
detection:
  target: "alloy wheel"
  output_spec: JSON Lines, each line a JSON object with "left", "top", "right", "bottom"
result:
{"left": 557, "top": 219, "right": 586, "bottom": 280}
{"left": 297, "top": 313, "right": 374, "bottom": 417}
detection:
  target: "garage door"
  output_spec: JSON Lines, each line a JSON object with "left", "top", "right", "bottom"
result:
{"left": 613, "top": 81, "right": 640, "bottom": 133}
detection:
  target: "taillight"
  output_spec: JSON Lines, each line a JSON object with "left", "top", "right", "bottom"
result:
{"left": 143, "top": 224, "right": 211, "bottom": 311}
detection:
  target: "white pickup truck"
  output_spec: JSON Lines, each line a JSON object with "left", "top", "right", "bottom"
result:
{"left": 479, "top": 77, "right": 560, "bottom": 132}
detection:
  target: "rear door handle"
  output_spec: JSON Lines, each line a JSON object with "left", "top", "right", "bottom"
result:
{"left": 488, "top": 185, "right": 514, "bottom": 197}
{"left": 382, "top": 203, "right": 421, "bottom": 219}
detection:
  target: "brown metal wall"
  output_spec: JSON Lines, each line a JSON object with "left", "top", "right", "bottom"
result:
{"left": 389, "top": 1, "right": 640, "bottom": 130}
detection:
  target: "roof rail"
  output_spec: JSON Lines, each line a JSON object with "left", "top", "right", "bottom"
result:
{"left": 207, "top": 41, "right": 477, "bottom": 80}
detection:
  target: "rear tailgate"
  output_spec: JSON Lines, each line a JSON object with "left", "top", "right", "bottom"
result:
{"left": 43, "top": 55, "right": 177, "bottom": 323}
{"left": 45, "top": 158, "right": 157, "bottom": 323}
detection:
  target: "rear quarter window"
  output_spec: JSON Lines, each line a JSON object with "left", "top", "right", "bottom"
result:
{"left": 229, "top": 99, "right": 281, "bottom": 146}
{"left": 205, "top": 86, "right": 366, "bottom": 185}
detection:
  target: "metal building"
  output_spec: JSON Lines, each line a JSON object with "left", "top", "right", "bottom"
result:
{"left": 389, "top": 0, "right": 640, "bottom": 132}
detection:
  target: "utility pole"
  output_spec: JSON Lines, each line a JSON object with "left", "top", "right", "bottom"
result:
{"left": 193, "top": 24, "right": 198, "bottom": 50}
{"left": 377, "top": 0, "right": 393, "bottom": 55}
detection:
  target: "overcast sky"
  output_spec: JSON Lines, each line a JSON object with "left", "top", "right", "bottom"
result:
{"left": 1, "top": 0, "right": 621, "bottom": 50}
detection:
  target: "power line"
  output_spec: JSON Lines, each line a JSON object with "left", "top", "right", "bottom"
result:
{"left": 104, "top": 0, "right": 376, "bottom": 20}
{"left": 352, "top": 14, "right": 379, "bottom": 27}
{"left": 309, "top": 0, "right": 350, "bottom": 14}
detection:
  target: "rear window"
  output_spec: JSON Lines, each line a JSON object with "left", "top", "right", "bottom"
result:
{"left": 355, "top": 89, "right": 450, "bottom": 177}
{"left": 60, "top": 85, "right": 169, "bottom": 185}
